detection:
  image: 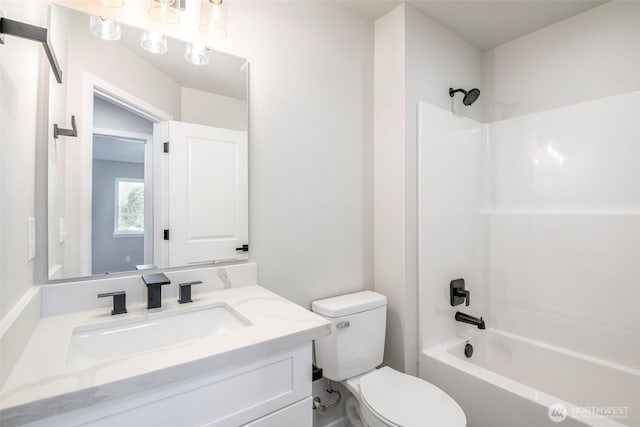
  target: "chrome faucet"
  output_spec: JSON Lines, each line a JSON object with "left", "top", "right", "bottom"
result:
{"left": 455, "top": 311, "right": 486, "bottom": 329}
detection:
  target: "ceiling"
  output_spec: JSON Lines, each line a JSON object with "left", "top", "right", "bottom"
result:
{"left": 69, "top": 8, "right": 247, "bottom": 100}
{"left": 93, "top": 135, "right": 146, "bottom": 164}
{"left": 342, "top": 0, "right": 608, "bottom": 51}
{"left": 118, "top": 24, "right": 248, "bottom": 100}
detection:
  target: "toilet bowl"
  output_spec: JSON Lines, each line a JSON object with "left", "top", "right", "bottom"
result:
{"left": 312, "top": 291, "right": 466, "bottom": 427}
{"left": 344, "top": 367, "right": 465, "bottom": 427}
{"left": 345, "top": 394, "right": 364, "bottom": 427}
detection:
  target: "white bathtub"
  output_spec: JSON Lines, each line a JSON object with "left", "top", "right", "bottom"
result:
{"left": 421, "top": 329, "right": 639, "bottom": 427}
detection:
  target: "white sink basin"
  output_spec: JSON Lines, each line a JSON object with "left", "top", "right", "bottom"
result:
{"left": 67, "top": 304, "right": 251, "bottom": 366}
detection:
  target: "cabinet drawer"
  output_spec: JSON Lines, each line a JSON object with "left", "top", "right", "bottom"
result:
{"left": 242, "top": 397, "right": 312, "bottom": 427}
{"left": 25, "top": 344, "right": 312, "bottom": 427}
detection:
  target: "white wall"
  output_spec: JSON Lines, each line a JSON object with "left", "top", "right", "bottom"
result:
{"left": 46, "top": 4, "right": 69, "bottom": 281}
{"left": 181, "top": 87, "right": 247, "bottom": 131}
{"left": 0, "top": 0, "right": 49, "bottom": 319}
{"left": 483, "top": 0, "right": 640, "bottom": 122}
{"left": 373, "top": 4, "right": 407, "bottom": 373}
{"left": 227, "top": 2, "right": 374, "bottom": 307}
{"left": 405, "top": 4, "right": 483, "bottom": 123}
{"left": 373, "top": 4, "right": 483, "bottom": 373}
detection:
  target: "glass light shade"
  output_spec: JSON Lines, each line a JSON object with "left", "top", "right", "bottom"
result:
{"left": 141, "top": 31, "right": 168, "bottom": 54}
{"left": 94, "top": 0, "right": 125, "bottom": 7}
{"left": 89, "top": 15, "right": 121, "bottom": 41}
{"left": 148, "top": 0, "right": 179, "bottom": 24}
{"left": 200, "top": 0, "right": 227, "bottom": 40}
{"left": 184, "top": 43, "right": 210, "bottom": 66}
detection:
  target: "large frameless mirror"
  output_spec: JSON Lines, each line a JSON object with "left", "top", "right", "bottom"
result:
{"left": 47, "top": 5, "right": 249, "bottom": 281}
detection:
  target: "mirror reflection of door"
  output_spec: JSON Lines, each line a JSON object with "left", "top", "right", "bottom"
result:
{"left": 91, "top": 96, "right": 153, "bottom": 274}
{"left": 158, "top": 121, "right": 248, "bottom": 267}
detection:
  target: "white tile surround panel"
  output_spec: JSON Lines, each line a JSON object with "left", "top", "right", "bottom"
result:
{"left": 418, "top": 92, "right": 640, "bottom": 372}
{"left": 486, "top": 93, "right": 640, "bottom": 369}
{"left": 417, "top": 102, "right": 488, "bottom": 350}
{"left": 487, "top": 93, "right": 640, "bottom": 210}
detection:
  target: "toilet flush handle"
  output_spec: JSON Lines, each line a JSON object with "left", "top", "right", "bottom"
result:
{"left": 336, "top": 321, "right": 350, "bottom": 329}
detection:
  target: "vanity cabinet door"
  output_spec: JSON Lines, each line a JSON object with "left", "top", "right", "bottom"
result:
{"left": 241, "top": 397, "right": 312, "bottom": 427}
{"left": 22, "top": 344, "right": 312, "bottom": 427}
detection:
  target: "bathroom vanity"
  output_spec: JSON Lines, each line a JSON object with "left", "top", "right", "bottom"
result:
{"left": 0, "top": 284, "right": 331, "bottom": 426}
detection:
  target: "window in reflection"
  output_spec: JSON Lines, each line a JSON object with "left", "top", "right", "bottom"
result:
{"left": 115, "top": 179, "right": 145, "bottom": 235}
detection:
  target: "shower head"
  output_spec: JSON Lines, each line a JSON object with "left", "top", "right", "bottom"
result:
{"left": 449, "top": 87, "right": 481, "bottom": 106}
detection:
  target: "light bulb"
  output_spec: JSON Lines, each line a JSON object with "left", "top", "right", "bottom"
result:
{"left": 200, "top": 0, "right": 227, "bottom": 40}
{"left": 149, "top": 0, "right": 179, "bottom": 24}
{"left": 141, "top": 31, "right": 168, "bottom": 54}
{"left": 185, "top": 43, "right": 210, "bottom": 65}
{"left": 94, "top": 0, "right": 125, "bottom": 7}
{"left": 89, "top": 15, "right": 121, "bottom": 41}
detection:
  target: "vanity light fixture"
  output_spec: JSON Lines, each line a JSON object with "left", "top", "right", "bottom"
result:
{"left": 148, "top": 0, "right": 180, "bottom": 25}
{"left": 184, "top": 43, "right": 210, "bottom": 65}
{"left": 89, "top": 15, "right": 121, "bottom": 41}
{"left": 141, "top": 30, "right": 168, "bottom": 54}
{"left": 94, "top": 0, "right": 125, "bottom": 7}
{"left": 200, "top": 0, "right": 227, "bottom": 40}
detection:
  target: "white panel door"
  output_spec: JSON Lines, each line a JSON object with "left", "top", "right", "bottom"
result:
{"left": 166, "top": 121, "right": 247, "bottom": 266}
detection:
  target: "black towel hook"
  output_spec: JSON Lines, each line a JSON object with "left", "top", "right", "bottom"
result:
{"left": 54, "top": 115, "right": 78, "bottom": 139}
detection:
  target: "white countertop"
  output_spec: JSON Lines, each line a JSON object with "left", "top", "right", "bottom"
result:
{"left": 0, "top": 285, "right": 331, "bottom": 424}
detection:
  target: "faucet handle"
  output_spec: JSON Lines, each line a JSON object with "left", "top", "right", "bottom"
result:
{"left": 460, "top": 289, "right": 470, "bottom": 306}
{"left": 98, "top": 291, "right": 127, "bottom": 315}
{"left": 450, "top": 278, "right": 470, "bottom": 306}
{"left": 178, "top": 281, "right": 202, "bottom": 304}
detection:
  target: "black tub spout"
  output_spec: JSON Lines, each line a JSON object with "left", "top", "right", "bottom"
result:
{"left": 455, "top": 311, "right": 486, "bottom": 329}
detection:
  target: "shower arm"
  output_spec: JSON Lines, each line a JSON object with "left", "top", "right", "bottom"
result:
{"left": 449, "top": 88, "right": 467, "bottom": 97}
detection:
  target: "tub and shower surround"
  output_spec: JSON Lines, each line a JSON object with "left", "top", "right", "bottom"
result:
{"left": 417, "top": 92, "right": 640, "bottom": 426}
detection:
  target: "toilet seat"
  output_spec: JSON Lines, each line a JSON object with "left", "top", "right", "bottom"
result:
{"left": 359, "top": 367, "right": 466, "bottom": 427}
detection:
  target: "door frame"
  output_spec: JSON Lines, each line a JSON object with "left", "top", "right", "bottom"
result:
{"left": 80, "top": 73, "right": 172, "bottom": 276}
{"left": 93, "top": 127, "right": 154, "bottom": 266}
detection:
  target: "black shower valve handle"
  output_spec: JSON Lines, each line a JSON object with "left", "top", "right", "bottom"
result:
{"left": 453, "top": 287, "right": 470, "bottom": 306}
{"left": 450, "top": 278, "right": 471, "bottom": 307}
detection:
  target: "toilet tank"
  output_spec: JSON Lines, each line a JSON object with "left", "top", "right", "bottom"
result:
{"left": 312, "top": 291, "right": 387, "bottom": 381}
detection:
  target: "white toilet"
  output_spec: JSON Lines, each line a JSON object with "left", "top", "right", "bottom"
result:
{"left": 312, "top": 291, "right": 466, "bottom": 427}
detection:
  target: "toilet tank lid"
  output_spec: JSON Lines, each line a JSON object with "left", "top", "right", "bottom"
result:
{"left": 312, "top": 291, "right": 386, "bottom": 318}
